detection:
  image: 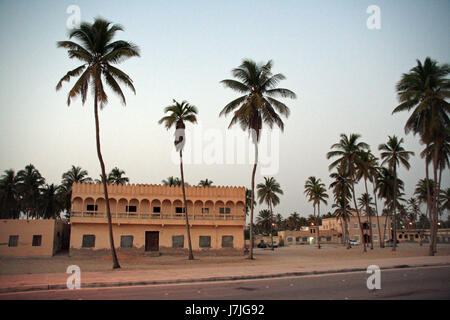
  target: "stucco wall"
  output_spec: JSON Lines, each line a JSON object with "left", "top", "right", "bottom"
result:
{"left": 0, "top": 219, "right": 60, "bottom": 257}
{"left": 70, "top": 223, "right": 244, "bottom": 253}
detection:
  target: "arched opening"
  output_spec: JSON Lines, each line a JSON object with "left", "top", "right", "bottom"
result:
{"left": 215, "top": 200, "right": 225, "bottom": 215}
{"left": 194, "top": 200, "right": 203, "bottom": 215}
{"left": 173, "top": 200, "right": 183, "bottom": 215}
{"left": 72, "top": 197, "right": 83, "bottom": 213}
{"left": 161, "top": 199, "right": 171, "bottom": 215}
{"left": 118, "top": 198, "right": 128, "bottom": 215}
{"left": 204, "top": 200, "right": 214, "bottom": 215}
{"left": 140, "top": 199, "right": 151, "bottom": 215}
{"left": 96, "top": 198, "right": 106, "bottom": 216}
{"left": 151, "top": 199, "right": 162, "bottom": 215}
{"left": 236, "top": 201, "right": 245, "bottom": 215}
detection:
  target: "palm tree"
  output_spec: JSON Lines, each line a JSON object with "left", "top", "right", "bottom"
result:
{"left": 40, "top": 184, "right": 64, "bottom": 219}
{"left": 407, "top": 197, "right": 423, "bottom": 245}
{"left": 304, "top": 176, "right": 328, "bottom": 249}
{"left": 107, "top": 167, "right": 129, "bottom": 185}
{"left": 162, "top": 176, "right": 181, "bottom": 186}
{"left": 0, "top": 170, "right": 20, "bottom": 219}
{"left": 158, "top": 99, "right": 198, "bottom": 260}
{"left": 379, "top": 135, "right": 414, "bottom": 251}
{"left": 327, "top": 133, "right": 369, "bottom": 252}
{"left": 17, "top": 164, "right": 45, "bottom": 220}
{"left": 219, "top": 59, "right": 296, "bottom": 259}
{"left": 286, "top": 212, "right": 301, "bottom": 231}
{"left": 392, "top": 57, "right": 449, "bottom": 256}
{"left": 256, "top": 209, "right": 272, "bottom": 235}
{"left": 198, "top": 179, "right": 213, "bottom": 187}
{"left": 332, "top": 197, "right": 352, "bottom": 249}
{"left": 56, "top": 18, "right": 140, "bottom": 269}
{"left": 358, "top": 193, "right": 375, "bottom": 249}
{"left": 257, "top": 177, "right": 283, "bottom": 250}
{"left": 61, "top": 166, "right": 93, "bottom": 218}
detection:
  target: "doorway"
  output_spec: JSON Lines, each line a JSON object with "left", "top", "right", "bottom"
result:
{"left": 145, "top": 231, "right": 159, "bottom": 252}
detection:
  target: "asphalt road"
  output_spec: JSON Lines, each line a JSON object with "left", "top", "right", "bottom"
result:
{"left": 1, "top": 265, "right": 449, "bottom": 300}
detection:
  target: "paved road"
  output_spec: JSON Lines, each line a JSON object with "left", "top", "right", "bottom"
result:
{"left": 1, "top": 265, "right": 449, "bottom": 300}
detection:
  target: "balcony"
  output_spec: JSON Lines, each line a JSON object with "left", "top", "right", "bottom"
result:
{"left": 70, "top": 211, "right": 246, "bottom": 227}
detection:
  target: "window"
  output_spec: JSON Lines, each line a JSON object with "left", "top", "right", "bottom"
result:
{"left": 126, "top": 206, "right": 137, "bottom": 213}
{"left": 354, "top": 235, "right": 360, "bottom": 241}
{"left": 287, "top": 237, "right": 293, "bottom": 242}
{"left": 153, "top": 206, "right": 161, "bottom": 213}
{"left": 172, "top": 235, "right": 184, "bottom": 248}
{"left": 219, "top": 207, "right": 231, "bottom": 214}
{"left": 175, "top": 207, "right": 185, "bottom": 214}
{"left": 8, "top": 235, "right": 18, "bottom": 247}
{"left": 82, "top": 234, "right": 95, "bottom": 248}
{"left": 302, "top": 237, "right": 308, "bottom": 242}
{"left": 399, "top": 234, "right": 403, "bottom": 239}
{"left": 326, "top": 237, "right": 332, "bottom": 242}
{"left": 373, "top": 235, "right": 378, "bottom": 241}
{"left": 120, "top": 235, "right": 133, "bottom": 248}
{"left": 354, "top": 223, "right": 358, "bottom": 229}
{"left": 199, "top": 236, "right": 211, "bottom": 248}
{"left": 86, "top": 204, "right": 98, "bottom": 211}
{"left": 415, "top": 234, "right": 419, "bottom": 239}
{"left": 404, "top": 234, "right": 408, "bottom": 239}
{"left": 32, "top": 235, "right": 42, "bottom": 247}
{"left": 296, "top": 237, "right": 301, "bottom": 242}
{"left": 372, "top": 223, "right": 377, "bottom": 229}
{"left": 384, "top": 234, "right": 388, "bottom": 240}
{"left": 201, "top": 208, "right": 209, "bottom": 214}
{"left": 222, "top": 236, "right": 234, "bottom": 248}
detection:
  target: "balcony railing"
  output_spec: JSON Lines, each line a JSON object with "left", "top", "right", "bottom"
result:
{"left": 71, "top": 211, "right": 246, "bottom": 221}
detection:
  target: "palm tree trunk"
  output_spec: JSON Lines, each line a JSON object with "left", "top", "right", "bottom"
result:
{"left": 269, "top": 202, "right": 274, "bottom": 251}
{"left": 249, "top": 141, "right": 258, "bottom": 260}
{"left": 392, "top": 163, "right": 398, "bottom": 252}
{"left": 351, "top": 181, "right": 366, "bottom": 252}
{"left": 340, "top": 218, "right": 345, "bottom": 246}
{"left": 317, "top": 203, "right": 321, "bottom": 249}
{"left": 430, "top": 144, "right": 439, "bottom": 255}
{"left": 425, "top": 148, "right": 434, "bottom": 255}
{"left": 371, "top": 177, "right": 383, "bottom": 248}
{"left": 364, "top": 179, "right": 374, "bottom": 250}
{"left": 180, "top": 150, "right": 194, "bottom": 260}
{"left": 94, "top": 95, "right": 120, "bottom": 269}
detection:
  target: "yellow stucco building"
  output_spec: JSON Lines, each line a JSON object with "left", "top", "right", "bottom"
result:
{"left": 70, "top": 183, "right": 246, "bottom": 254}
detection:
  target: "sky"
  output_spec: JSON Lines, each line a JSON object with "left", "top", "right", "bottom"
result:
{"left": 0, "top": 0, "right": 449, "bottom": 220}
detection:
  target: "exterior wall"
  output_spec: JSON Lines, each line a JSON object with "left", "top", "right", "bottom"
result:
{"left": 0, "top": 219, "right": 67, "bottom": 257}
{"left": 397, "top": 228, "right": 450, "bottom": 243}
{"left": 321, "top": 215, "right": 392, "bottom": 243}
{"left": 279, "top": 229, "right": 340, "bottom": 246}
{"left": 70, "top": 183, "right": 246, "bottom": 254}
{"left": 70, "top": 224, "right": 244, "bottom": 252}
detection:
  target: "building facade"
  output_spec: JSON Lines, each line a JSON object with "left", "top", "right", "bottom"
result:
{"left": 70, "top": 183, "right": 246, "bottom": 254}
{"left": 0, "top": 219, "right": 68, "bottom": 257}
{"left": 321, "top": 215, "right": 392, "bottom": 244}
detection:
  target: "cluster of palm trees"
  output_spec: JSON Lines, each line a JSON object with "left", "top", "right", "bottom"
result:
{"left": 161, "top": 176, "right": 214, "bottom": 187}
{"left": 0, "top": 165, "right": 130, "bottom": 220}
{"left": 34, "top": 13, "right": 448, "bottom": 269}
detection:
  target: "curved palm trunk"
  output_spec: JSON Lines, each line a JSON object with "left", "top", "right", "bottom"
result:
{"left": 425, "top": 149, "right": 433, "bottom": 255}
{"left": 269, "top": 202, "right": 274, "bottom": 251}
{"left": 345, "top": 217, "right": 351, "bottom": 249}
{"left": 371, "top": 177, "right": 383, "bottom": 248}
{"left": 351, "top": 181, "right": 366, "bottom": 252}
{"left": 249, "top": 141, "right": 258, "bottom": 260}
{"left": 364, "top": 179, "right": 374, "bottom": 250}
{"left": 94, "top": 96, "right": 120, "bottom": 269}
{"left": 180, "top": 150, "right": 194, "bottom": 260}
{"left": 430, "top": 144, "right": 440, "bottom": 256}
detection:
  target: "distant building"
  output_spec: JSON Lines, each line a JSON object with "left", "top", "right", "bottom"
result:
{"left": 0, "top": 219, "right": 68, "bottom": 257}
{"left": 69, "top": 183, "right": 246, "bottom": 254}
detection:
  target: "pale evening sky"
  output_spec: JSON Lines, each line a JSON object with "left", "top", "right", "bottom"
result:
{"left": 0, "top": 0, "right": 449, "bottom": 220}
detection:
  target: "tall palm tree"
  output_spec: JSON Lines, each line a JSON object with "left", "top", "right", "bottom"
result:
{"left": 198, "top": 179, "right": 213, "bottom": 187}
{"left": 304, "top": 176, "right": 328, "bottom": 249}
{"left": 219, "top": 59, "right": 296, "bottom": 259}
{"left": 256, "top": 209, "right": 272, "bottom": 235}
{"left": 0, "top": 170, "right": 20, "bottom": 219}
{"left": 392, "top": 57, "right": 449, "bottom": 256}
{"left": 379, "top": 135, "right": 414, "bottom": 251}
{"left": 407, "top": 197, "right": 423, "bottom": 245}
{"left": 158, "top": 99, "right": 198, "bottom": 260}
{"left": 358, "top": 192, "right": 375, "bottom": 249}
{"left": 107, "top": 167, "right": 129, "bottom": 185}
{"left": 327, "top": 133, "right": 369, "bottom": 252}
{"left": 56, "top": 17, "right": 140, "bottom": 269}
{"left": 61, "top": 166, "right": 93, "bottom": 218}
{"left": 17, "top": 164, "right": 45, "bottom": 220}
{"left": 286, "top": 212, "right": 301, "bottom": 231}
{"left": 332, "top": 197, "right": 352, "bottom": 249}
{"left": 257, "top": 177, "right": 283, "bottom": 250}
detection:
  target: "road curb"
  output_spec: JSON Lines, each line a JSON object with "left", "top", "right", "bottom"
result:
{"left": 1, "top": 262, "right": 449, "bottom": 294}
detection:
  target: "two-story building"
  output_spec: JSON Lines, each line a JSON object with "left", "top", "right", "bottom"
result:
{"left": 70, "top": 183, "right": 246, "bottom": 254}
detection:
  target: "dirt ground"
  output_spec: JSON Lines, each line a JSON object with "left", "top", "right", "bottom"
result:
{"left": 0, "top": 243, "right": 448, "bottom": 275}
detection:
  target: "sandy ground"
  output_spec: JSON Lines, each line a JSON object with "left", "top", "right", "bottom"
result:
{"left": 0, "top": 243, "right": 449, "bottom": 275}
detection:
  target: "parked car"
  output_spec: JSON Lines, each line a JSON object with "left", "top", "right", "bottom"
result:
{"left": 268, "top": 241, "right": 279, "bottom": 248}
{"left": 349, "top": 239, "right": 360, "bottom": 245}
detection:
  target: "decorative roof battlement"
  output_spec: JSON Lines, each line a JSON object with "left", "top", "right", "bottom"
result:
{"left": 72, "top": 182, "right": 246, "bottom": 200}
